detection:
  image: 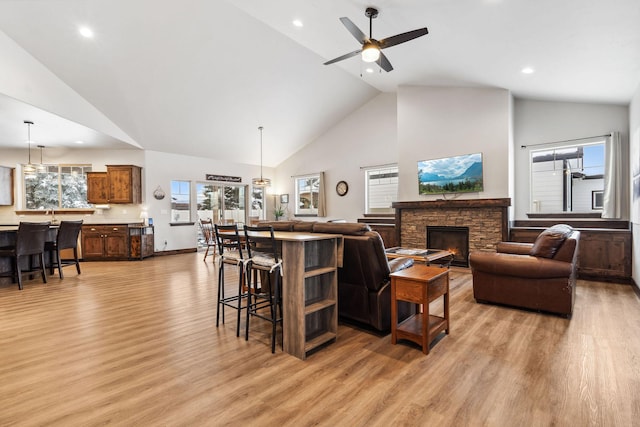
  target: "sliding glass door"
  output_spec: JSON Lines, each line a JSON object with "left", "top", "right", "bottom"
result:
{"left": 196, "top": 183, "right": 247, "bottom": 226}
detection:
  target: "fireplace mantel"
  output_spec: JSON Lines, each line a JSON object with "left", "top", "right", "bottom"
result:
{"left": 393, "top": 198, "right": 511, "bottom": 253}
{"left": 393, "top": 198, "right": 511, "bottom": 210}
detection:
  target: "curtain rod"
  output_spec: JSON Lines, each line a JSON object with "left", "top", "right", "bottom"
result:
{"left": 520, "top": 133, "right": 611, "bottom": 149}
{"left": 359, "top": 162, "right": 397, "bottom": 170}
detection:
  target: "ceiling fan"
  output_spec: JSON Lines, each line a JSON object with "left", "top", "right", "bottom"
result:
{"left": 324, "top": 7, "right": 428, "bottom": 72}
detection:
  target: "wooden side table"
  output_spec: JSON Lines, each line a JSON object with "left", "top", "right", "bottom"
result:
{"left": 390, "top": 264, "right": 450, "bottom": 354}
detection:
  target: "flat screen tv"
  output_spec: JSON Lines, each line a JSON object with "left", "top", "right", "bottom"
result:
{"left": 418, "top": 152, "right": 483, "bottom": 195}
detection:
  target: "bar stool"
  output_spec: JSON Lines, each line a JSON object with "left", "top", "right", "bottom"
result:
{"left": 45, "top": 220, "right": 82, "bottom": 279}
{"left": 214, "top": 224, "right": 248, "bottom": 337}
{"left": 0, "top": 222, "right": 49, "bottom": 290}
{"left": 243, "top": 225, "right": 283, "bottom": 353}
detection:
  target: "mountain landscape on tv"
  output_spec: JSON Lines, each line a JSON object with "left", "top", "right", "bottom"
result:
{"left": 418, "top": 153, "right": 484, "bottom": 195}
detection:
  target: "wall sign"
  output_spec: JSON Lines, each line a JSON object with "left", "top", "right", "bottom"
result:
{"left": 206, "top": 174, "right": 242, "bottom": 183}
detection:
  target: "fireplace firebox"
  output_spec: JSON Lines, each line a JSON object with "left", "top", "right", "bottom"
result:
{"left": 426, "top": 226, "right": 470, "bottom": 267}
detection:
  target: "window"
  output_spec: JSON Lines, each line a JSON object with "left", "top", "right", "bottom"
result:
{"left": 250, "top": 186, "right": 266, "bottom": 221}
{"left": 530, "top": 139, "right": 605, "bottom": 214}
{"left": 295, "top": 174, "right": 320, "bottom": 216}
{"left": 23, "top": 164, "right": 92, "bottom": 209}
{"left": 365, "top": 165, "right": 398, "bottom": 214}
{"left": 171, "top": 180, "right": 191, "bottom": 223}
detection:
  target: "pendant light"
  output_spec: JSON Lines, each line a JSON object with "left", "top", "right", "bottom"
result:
{"left": 36, "top": 145, "right": 46, "bottom": 173}
{"left": 251, "top": 126, "right": 271, "bottom": 187}
{"left": 23, "top": 120, "right": 36, "bottom": 174}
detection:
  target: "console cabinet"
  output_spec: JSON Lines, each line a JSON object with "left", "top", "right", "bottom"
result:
{"left": 87, "top": 165, "right": 142, "bottom": 204}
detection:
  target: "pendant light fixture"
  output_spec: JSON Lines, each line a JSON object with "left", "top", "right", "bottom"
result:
{"left": 36, "top": 145, "right": 46, "bottom": 173}
{"left": 23, "top": 120, "right": 36, "bottom": 174}
{"left": 251, "top": 126, "right": 271, "bottom": 187}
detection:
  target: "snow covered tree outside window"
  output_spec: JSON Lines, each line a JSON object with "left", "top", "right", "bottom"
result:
{"left": 23, "top": 165, "right": 92, "bottom": 209}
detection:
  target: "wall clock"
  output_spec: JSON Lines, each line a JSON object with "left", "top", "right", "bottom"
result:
{"left": 336, "top": 180, "right": 349, "bottom": 196}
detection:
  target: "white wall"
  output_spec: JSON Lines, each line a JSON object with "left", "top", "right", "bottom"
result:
{"left": 0, "top": 147, "right": 271, "bottom": 252}
{"left": 629, "top": 84, "right": 640, "bottom": 288}
{"left": 513, "top": 99, "right": 629, "bottom": 220}
{"left": 144, "top": 150, "right": 274, "bottom": 251}
{"left": 0, "top": 30, "right": 137, "bottom": 146}
{"left": 274, "top": 92, "right": 398, "bottom": 222}
{"left": 397, "top": 86, "right": 512, "bottom": 201}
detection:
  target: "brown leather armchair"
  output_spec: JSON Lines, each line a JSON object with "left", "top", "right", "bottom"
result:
{"left": 469, "top": 224, "right": 580, "bottom": 317}
{"left": 260, "top": 220, "right": 415, "bottom": 331}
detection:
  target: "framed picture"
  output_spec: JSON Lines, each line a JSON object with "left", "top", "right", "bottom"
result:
{"left": 280, "top": 194, "right": 289, "bottom": 204}
{"left": 592, "top": 190, "right": 603, "bottom": 210}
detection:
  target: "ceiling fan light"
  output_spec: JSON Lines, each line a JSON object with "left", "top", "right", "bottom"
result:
{"left": 362, "top": 44, "right": 380, "bottom": 63}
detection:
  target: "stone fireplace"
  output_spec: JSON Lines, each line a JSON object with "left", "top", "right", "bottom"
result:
{"left": 392, "top": 198, "right": 510, "bottom": 260}
{"left": 427, "top": 226, "right": 470, "bottom": 267}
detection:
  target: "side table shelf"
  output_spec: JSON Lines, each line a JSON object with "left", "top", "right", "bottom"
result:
{"left": 390, "top": 264, "right": 450, "bottom": 354}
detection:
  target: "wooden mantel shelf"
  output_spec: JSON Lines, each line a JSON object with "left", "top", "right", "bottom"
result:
{"left": 392, "top": 198, "right": 511, "bottom": 209}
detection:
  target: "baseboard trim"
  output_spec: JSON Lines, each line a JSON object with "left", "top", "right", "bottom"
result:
{"left": 153, "top": 248, "right": 198, "bottom": 256}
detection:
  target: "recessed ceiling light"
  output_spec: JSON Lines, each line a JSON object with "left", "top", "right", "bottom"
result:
{"left": 365, "top": 68, "right": 374, "bottom": 73}
{"left": 292, "top": 19, "right": 303, "bottom": 28}
{"left": 75, "top": 140, "right": 84, "bottom": 144}
{"left": 521, "top": 67, "right": 535, "bottom": 74}
{"left": 79, "top": 26, "right": 94, "bottom": 38}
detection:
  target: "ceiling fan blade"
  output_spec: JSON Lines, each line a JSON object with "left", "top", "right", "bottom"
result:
{"left": 339, "top": 17, "right": 367, "bottom": 44}
{"left": 324, "top": 49, "right": 362, "bottom": 66}
{"left": 377, "top": 52, "right": 393, "bottom": 72}
{"left": 379, "top": 27, "right": 428, "bottom": 50}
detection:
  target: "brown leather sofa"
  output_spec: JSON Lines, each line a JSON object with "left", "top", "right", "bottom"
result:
{"left": 260, "top": 220, "right": 415, "bottom": 331}
{"left": 468, "top": 224, "right": 580, "bottom": 317}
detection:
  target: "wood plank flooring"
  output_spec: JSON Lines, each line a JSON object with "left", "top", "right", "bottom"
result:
{"left": 1, "top": 253, "right": 639, "bottom": 426}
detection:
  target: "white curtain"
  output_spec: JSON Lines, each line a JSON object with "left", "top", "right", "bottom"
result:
{"left": 602, "top": 132, "right": 622, "bottom": 218}
{"left": 317, "top": 171, "right": 326, "bottom": 217}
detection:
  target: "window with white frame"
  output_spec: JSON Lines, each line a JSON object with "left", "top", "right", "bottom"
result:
{"left": 171, "top": 180, "right": 191, "bottom": 223}
{"left": 365, "top": 165, "right": 398, "bottom": 214}
{"left": 530, "top": 139, "right": 605, "bottom": 214}
{"left": 23, "top": 164, "right": 92, "bottom": 209}
{"left": 295, "top": 174, "right": 320, "bottom": 216}
{"left": 250, "top": 186, "right": 266, "bottom": 221}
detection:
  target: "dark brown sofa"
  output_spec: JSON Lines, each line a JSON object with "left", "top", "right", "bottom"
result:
{"left": 260, "top": 220, "right": 415, "bottom": 331}
{"left": 468, "top": 224, "right": 580, "bottom": 317}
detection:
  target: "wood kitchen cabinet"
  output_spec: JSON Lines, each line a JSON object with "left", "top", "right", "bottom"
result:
{"left": 82, "top": 225, "right": 129, "bottom": 260}
{"left": 86, "top": 172, "right": 108, "bottom": 204}
{"left": 86, "top": 165, "right": 142, "bottom": 204}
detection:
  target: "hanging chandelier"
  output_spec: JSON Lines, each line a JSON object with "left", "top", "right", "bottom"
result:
{"left": 36, "top": 145, "right": 47, "bottom": 173}
{"left": 23, "top": 120, "right": 36, "bottom": 174}
{"left": 251, "top": 126, "right": 271, "bottom": 187}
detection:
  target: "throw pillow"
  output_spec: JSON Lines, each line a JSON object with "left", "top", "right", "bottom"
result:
{"left": 529, "top": 224, "right": 574, "bottom": 259}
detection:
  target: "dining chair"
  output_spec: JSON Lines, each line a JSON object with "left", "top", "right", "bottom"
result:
{"left": 243, "top": 225, "right": 283, "bottom": 353}
{"left": 214, "top": 224, "right": 248, "bottom": 337}
{"left": 45, "top": 220, "right": 83, "bottom": 279}
{"left": 0, "top": 222, "right": 49, "bottom": 290}
{"left": 198, "top": 219, "right": 216, "bottom": 262}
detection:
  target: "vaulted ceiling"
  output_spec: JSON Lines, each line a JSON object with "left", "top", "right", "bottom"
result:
{"left": 0, "top": 0, "right": 639, "bottom": 167}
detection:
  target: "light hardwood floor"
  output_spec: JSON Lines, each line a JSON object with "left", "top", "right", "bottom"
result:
{"left": 1, "top": 253, "right": 639, "bottom": 426}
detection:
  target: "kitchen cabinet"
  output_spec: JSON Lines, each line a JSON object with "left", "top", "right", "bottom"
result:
{"left": 86, "top": 172, "right": 108, "bottom": 204}
{"left": 82, "top": 225, "right": 129, "bottom": 260}
{"left": 86, "top": 165, "right": 142, "bottom": 204}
